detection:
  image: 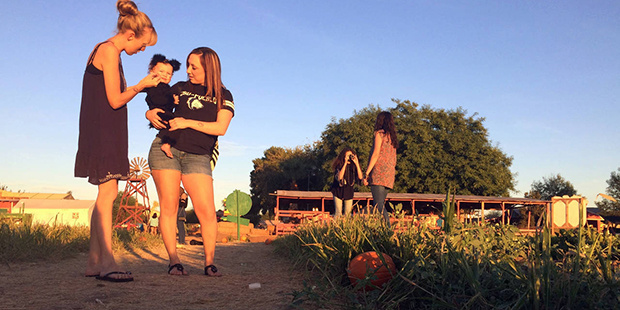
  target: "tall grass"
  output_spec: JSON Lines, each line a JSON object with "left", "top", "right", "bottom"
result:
{"left": 275, "top": 214, "right": 620, "bottom": 309}
{"left": 0, "top": 222, "right": 162, "bottom": 264}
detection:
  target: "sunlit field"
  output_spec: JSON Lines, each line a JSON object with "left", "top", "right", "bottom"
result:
{"left": 0, "top": 222, "right": 162, "bottom": 264}
{"left": 275, "top": 209, "right": 620, "bottom": 309}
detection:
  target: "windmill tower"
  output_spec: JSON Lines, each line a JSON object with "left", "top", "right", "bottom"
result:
{"left": 114, "top": 157, "right": 151, "bottom": 228}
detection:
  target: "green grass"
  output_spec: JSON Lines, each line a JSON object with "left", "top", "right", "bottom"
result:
{"left": 0, "top": 222, "right": 163, "bottom": 264}
{"left": 274, "top": 214, "right": 620, "bottom": 310}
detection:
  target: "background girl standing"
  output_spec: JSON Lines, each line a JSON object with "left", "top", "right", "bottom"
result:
{"left": 330, "top": 147, "right": 363, "bottom": 218}
{"left": 364, "top": 111, "right": 398, "bottom": 225}
{"left": 75, "top": 0, "right": 158, "bottom": 282}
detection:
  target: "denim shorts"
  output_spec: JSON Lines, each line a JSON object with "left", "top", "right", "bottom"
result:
{"left": 148, "top": 137, "right": 212, "bottom": 176}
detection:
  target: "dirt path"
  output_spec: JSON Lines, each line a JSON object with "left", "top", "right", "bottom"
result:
{"left": 0, "top": 240, "right": 307, "bottom": 310}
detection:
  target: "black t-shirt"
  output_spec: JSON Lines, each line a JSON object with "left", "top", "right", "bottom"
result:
{"left": 164, "top": 81, "right": 234, "bottom": 155}
{"left": 144, "top": 83, "right": 179, "bottom": 116}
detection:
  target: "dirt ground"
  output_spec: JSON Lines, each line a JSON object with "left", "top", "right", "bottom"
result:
{"left": 0, "top": 238, "right": 309, "bottom": 310}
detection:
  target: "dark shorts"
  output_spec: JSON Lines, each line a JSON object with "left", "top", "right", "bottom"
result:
{"left": 148, "top": 137, "right": 212, "bottom": 176}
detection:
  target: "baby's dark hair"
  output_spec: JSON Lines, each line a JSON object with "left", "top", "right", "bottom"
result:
{"left": 148, "top": 54, "right": 181, "bottom": 72}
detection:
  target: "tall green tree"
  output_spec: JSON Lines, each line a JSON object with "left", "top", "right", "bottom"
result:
{"left": 526, "top": 174, "right": 578, "bottom": 201}
{"left": 318, "top": 99, "right": 515, "bottom": 196}
{"left": 596, "top": 168, "right": 620, "bottom": 215}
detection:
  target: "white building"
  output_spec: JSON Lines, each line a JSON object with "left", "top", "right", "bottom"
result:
{"left": 12, "top": 199, "right": 95, "bottom": 227}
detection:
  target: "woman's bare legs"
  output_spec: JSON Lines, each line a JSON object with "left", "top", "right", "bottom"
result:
{"left": 151, "top": 169, "right": 187, "bottom": 275}
{"left": 84, "top": 179, "right": 132, "bottom": 280}
{"left": 182, "top": 173, "right": 220, "bottom": 276}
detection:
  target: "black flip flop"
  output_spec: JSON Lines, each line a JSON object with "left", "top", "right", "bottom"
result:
{"left": 168, "top": 263, "right": 188, "bottom": 276}
{"left": 204, "top": 265, "right": 222, "bottom": 277}
{"left": 95, "top": 271, "right": 133, "bottom": 282}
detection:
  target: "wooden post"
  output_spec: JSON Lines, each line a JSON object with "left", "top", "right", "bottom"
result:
{"left": 480, "top": 202, "right": 485, "bottom": 226}
{"left": 548, "top": 202, "right": 553, "bottom": 234}
{"left": 457, "top": 201, "right": 461, "bottom": 222}
{"left": 501, "top": 202, "right": 505, "bottom": 225}
{"left": 527, "top": 210, "right": 531, "bottom": 229}
{"left": 507, "top": 209, "right": 511, "bottom": 225}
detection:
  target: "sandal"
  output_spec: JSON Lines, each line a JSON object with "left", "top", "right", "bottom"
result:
{"left": 168, "top": 263, "right": 189, "bottom": 276}
{"left": 204, "top": 265, "right": 222, "bottom": 277}
{"left": 95, "top": 271, "right": 133, "bottom": 282}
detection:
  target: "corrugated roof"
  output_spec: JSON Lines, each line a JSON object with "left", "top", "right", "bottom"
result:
{"left": 0, "top": 190, "right": 74, "bottom": 200}
{"left": 13, "top": 199, "right": 95, "bottom": 210}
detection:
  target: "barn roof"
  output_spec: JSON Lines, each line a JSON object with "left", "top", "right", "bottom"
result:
{"left": 14, "top": 199, "right": 95, "bottom": 210}
{"left": 0, "top": 190, "right": 74, "bottom": 200}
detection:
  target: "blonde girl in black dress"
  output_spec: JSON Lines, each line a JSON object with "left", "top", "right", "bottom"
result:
{"left": 75, "top": 0, "right": 159, "bottom": 282}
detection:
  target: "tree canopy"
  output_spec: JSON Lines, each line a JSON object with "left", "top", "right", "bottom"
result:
{"left": 525, "top": 174, "right": 578, "bottom": 201}
{"left": 249, "top": 99, "right": 516, "bottom": 214}
{"left": 596, "top": 168, "right": 620, "bottom": 215}
{"left": 318, "top": 99, "right": 515, "bottom": 196}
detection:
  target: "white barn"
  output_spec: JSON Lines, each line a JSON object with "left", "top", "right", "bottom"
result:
{"left": 12, "top": 199, "right": 95, "bottom": 227}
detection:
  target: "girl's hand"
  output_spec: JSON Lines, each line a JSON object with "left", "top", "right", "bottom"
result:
{"left": 363, "top": 178, "right": 369, "bottom": 186}
{"left": 351, "top": 154, "right": 360, "bottom": 165}
{"left": 146, "top": 108, "right": 166, "bottom": 129}
{"left": 169, "top": 117, "right": 190, "bottom": 131}
{"left": 139, "top": 72, "right": 161, "bottom": 89}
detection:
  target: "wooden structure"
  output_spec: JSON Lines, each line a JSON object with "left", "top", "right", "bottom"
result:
{"left": 114, "top": 157, "right": 151, "bottom": 228}
{"left": 271, "top": 190, "right": 550, "bottom": 235}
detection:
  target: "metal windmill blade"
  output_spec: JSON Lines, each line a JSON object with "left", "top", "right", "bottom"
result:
{"left": 129, "top": 157, "right": 151, "bottom": 180}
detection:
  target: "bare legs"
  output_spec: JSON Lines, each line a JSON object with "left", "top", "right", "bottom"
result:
{"left": 182, "top": 173, "right": 219, "bottom": 275}
{"left": 152, "top": 170, "right": 219, "bottom": 276}
{"left": 84, "top": 179, "right": 133, "bottom": 281}
{"left": 151, "top": 169, "right": 186, "bottom": 275}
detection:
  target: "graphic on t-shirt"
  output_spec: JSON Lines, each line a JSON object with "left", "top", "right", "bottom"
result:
{"left": 188, "top": 97, "right": 204, "bottom": 110}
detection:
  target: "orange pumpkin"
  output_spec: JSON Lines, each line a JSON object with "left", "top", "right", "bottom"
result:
{"left": 347, "top": 251, "right": 396, "bottom": 290}
{"left": 241, "top": 235, "right": 249, "bottom": 242}
{"left": 264, "top": 238, "right": 273, "bottom": 245}
{"left": 221, "top": 237, "right": 229, "bottom": 243}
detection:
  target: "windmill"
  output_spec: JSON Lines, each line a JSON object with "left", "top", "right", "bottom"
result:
{"left": 114, "top": 157, "right": 152, "bottom": 228}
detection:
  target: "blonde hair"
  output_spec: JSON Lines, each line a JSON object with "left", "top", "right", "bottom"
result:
{"left": 116, "top": 0, "right": 157, "bottom": 44}
{"left": 188, "top": 47, "right": 224, "bottom": 111}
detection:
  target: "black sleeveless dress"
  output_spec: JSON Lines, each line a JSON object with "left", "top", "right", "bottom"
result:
{"left": 75, "top": 42, "right": 129, "bottom": 185}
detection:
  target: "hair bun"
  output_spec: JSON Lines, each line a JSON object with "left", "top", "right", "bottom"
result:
{"left": 117, "top": 0, "right": 139, "bottom": 16}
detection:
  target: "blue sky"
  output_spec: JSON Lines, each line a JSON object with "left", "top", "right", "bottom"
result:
{"left": 1, "top": 1, "right": 618, "bottom": 208}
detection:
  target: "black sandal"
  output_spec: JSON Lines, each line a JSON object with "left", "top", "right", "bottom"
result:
{"left": 168, "top": 263, "right": 188, "bottom": 276}
{"left": 204, "top": 265, "right": 222, "bottom": 277}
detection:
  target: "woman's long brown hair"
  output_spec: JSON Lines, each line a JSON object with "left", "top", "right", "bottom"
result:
{"left": 374, "top": 111, "right": 398, "bottom": 149}
{"left": 187, "top": 47, "right": 223, "bottom": 111}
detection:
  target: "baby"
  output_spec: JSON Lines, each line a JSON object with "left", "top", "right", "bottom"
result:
{"left": 144, "top": 54, "right": 181, "bottom": 158}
